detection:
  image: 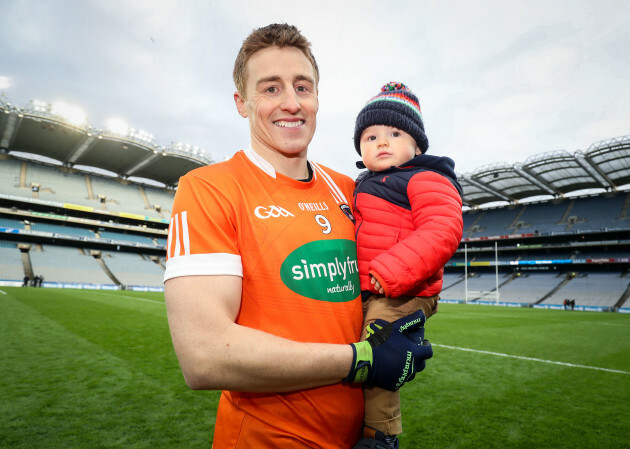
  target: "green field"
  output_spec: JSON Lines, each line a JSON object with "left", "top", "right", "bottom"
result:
{"left": 2, "top": 287, "right": 629, "bottom": 448}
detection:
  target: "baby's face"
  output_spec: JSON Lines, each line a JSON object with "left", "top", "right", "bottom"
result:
{"left": 359, "top": 125, "right": 420, "bottom": 172}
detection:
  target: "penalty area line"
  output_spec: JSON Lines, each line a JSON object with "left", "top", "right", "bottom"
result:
{"left": 434, "top": 344, "right": 629, "bottom": 375}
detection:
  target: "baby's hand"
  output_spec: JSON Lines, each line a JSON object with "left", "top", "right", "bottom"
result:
{"left": 370, "top": 276, "right": 385, "bottom": 294}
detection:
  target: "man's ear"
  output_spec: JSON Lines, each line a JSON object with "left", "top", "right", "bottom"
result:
{"left": 234, "top": 91, "right": 248, "bottom": 118}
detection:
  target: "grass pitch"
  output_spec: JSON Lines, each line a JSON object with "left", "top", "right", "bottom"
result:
{"left": 2, "top": 287, "right": 629, "bottom": 448}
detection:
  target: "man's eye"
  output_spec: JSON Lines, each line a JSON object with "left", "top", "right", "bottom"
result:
{"left": 266, "top": 87, "right": 278, "bottom": 93}
{"left": 296, "top": 86, "right": 307, "bottom": 92}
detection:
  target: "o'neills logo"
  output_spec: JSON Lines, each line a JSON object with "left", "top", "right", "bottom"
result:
{"left": 280, "top": 239, "right": 360, "bottom": 303}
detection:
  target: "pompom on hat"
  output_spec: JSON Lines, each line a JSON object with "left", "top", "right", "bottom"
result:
{"left": 354, "top": 82, "right": 428, "bottom": 155}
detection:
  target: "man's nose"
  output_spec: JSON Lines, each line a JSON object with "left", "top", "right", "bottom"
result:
{"left": 280, "top": 89, "right": 300, "bottom": 113}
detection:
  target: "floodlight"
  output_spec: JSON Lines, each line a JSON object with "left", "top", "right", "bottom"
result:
{"left": 106, "top": 118, "right": 129, "bottom": 136}
{"left": 51, "top": 101, "right": 87, "bottom": 126}
{"left": 128, "top": 128, "right": 154, "bottom": 143}
{"left": 32, "top": 100, "right": 48, "bottom": 112}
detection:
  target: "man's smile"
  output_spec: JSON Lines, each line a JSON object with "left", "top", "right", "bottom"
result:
{"left": 274, "top": 120, "right": 305, "bottom": 128}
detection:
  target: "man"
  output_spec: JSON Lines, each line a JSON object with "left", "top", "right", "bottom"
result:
{"left": 164, "top": 23, "right": 431, "bottom": 449}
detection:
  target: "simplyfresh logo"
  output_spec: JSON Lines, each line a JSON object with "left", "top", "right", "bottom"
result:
{"left": 280, "top": 239, "right": 360, "bottom": 302}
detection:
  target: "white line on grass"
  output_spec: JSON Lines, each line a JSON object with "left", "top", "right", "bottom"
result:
{"left": 100, "top": 292, "right": 164, "bottom": 305}
{"left": 434, "top": 344, "right": 630, "bottom": 375}
{"left": 0, "top": 289, "right": 7, "bottom": 295}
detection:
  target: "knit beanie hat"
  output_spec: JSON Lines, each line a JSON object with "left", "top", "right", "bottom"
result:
{"left": 354, "top": 81, "right": 428, "bottom": 155}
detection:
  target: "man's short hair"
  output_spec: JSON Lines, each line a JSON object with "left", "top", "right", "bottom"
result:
{"left": 233, "top": 23, "right": 319, "bottom": 98}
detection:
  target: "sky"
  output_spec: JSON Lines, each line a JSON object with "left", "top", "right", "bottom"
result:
{"left": 1, "top": 0, "right": 629, "bottom": 180}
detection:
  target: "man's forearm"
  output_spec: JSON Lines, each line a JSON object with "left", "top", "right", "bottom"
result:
{"left": 165, "top": 275, "right": 354, "bottom": 392}
{"left": 176, "top": 321, "right": 354, "bottom": 392}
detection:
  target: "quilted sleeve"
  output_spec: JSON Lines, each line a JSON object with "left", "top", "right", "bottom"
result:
{"left": 369, "top": 171, "right": 463, "bottom": 297}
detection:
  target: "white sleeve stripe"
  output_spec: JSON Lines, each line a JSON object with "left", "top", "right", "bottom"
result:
{"left": 167, "top": 216, "right": 174, "bottom": 258}
{"left": 163, "top": 253, "right": 243, "bottom": 282}
{"left": 312, "top": 162, "right": 347, "bottom": 204}
{"left": 181, "top": 211, "right": 190, "bottom": 256}
{"left": 174, "top": 214, "right": 181, "bottom": 257}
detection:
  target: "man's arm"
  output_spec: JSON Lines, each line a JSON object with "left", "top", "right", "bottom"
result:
{"left": 165, "top": 274, "right": 354, "bottom": 392}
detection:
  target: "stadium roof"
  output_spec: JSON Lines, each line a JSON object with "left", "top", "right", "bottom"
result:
{"left": 457, "top": 135, "right": 630, "bottom": 207}
{"left": 1, "top": 96, "right": 628, "bottom": 203}
{"left": 0, "top": 97, "right": 212, "bottom": 186}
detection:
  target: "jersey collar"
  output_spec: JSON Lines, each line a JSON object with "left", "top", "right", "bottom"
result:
{"left": 244, "top": 147, "right": 315, "bottom": 180}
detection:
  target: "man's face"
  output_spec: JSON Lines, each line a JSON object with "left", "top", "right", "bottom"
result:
{"left": 360, "top": 125, "right": 420, "bottom": 172}
{"left": 234, "top": 46, "right": 318, "bottom": 159}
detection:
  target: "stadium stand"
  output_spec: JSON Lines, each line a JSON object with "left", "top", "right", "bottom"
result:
{"left": 0, "top": 241, "right": 24, "bottom": 281}
{"left": 462, "top": 193, "right": 630, "bottom": 238}
{"left": 89, "top": 176, "right": 149, "bottom": 213}
{"left": 496, "top": 272, "right": 566, "bottom": 303}
{"left": 24, "top": 161, "right": 89, "bottom": 204}
{"left": 29, "top": 244, "right": 114, "bottom": 285}
{"left": 142, "top": 185, "right": 175, "bottom": 218}
{"left": 0, "top": 217, "right": 25, "bottom": 229}
{"left": 441, "top": 273, "right": 506, "bottom": 301}
{"left": 0, "top": 156, "right": 23, "bottom": 195}
{"left": 515, "top": 201, "right": 567, "bottom": 233}
{"left": 31, "top": 221, "right": 95, "bottom": 238}
{"left": 569, "top": 195, "right": 627, "bottom": 231}
{"left": 98, "top": 230, "right": 156, "bottom": 246}
{"left": 540, "top": 272, "right": 630, "bottom": 308}
{"left": 465, "top": 207, "right": 523, "bottom": 238}
{"left": 1, "top": 96, "right": 629, "bottom": 306}
{"left": 100, "top": 251, "right": 165, "bottom": 288}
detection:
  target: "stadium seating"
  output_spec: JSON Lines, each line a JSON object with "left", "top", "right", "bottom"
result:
{"left": 539, "top": 272, "right": 629, "bottom": 308}
{"left": 3, "top": 150, "right": 629, "bottom": 304}
{"left": 0, "top": 157, "right": 23, "bottom": 196}
{"left": 142, "top": 185, "right": 175, "bottom": 217}
{"left": 441, "top": 273, "right": 465, "bottom": 290}
{"left": 24, "top": 162, "right": 90, "bottom": 204}
{"left": 98, "top": 230, "right": 156, "bottom": 246}
{"left": 89, "top": 176, "right": 150, "bottom": 213}
{"left": 462, "top": 193, "right": 630, "bottom": 238}
{"left": 29, "top": 245, "right": 114, "bottom": 285}
{"left": 497, "top": 272, "right": 565, "bottom": 303}
{"left": 569, "top": 195, "right": 626, "bottom": 231}
{"left": 516, "top": 201, "right": 568, "bottom": 234}
{"left": 441, "top": 273, "right": 505, "bottom": 301}
{"left": 0, "top": 242, "right": 24, "bottom": 281}
{"left": 464, "top": 207, "right": 523, "bottom": 238}
{"left": 0, "top": 217, "right": 25, "bottom": 229}
{"left": 0, "top": 158, "right": 174, "bottom": 218}
{"left": 100, "top": 251, "right": 164, "bottom": 287}
{"left": 31, "top": 222, "right": 95, "bottom": 237}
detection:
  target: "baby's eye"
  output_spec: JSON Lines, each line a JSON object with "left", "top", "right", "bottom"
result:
{"left": 367, "top": 135, "right": 376, "bottom": 141}
{"left": 392, "top": 131, "right": 401, "bottom": 137}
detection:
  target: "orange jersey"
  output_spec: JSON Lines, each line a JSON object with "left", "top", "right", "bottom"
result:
{"left": 165, "top": 149, "right": 364, "bottom": 449}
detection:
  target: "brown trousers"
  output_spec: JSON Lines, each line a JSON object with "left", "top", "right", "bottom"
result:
{"left": 361, "top": 294, "right": 439, "bottom": 436}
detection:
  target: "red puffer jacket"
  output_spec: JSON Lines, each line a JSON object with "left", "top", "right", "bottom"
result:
{"left": 354, "top": 154, "right": 464, "bottom": 299}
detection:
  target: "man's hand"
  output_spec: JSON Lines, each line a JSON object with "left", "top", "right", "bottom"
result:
{"left": 343, "top": 310, "right": 433, "bottom": 391}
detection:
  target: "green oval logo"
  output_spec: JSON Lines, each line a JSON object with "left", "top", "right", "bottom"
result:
{"left": 280, "top": 239, "right": 360, "bottom": 302}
